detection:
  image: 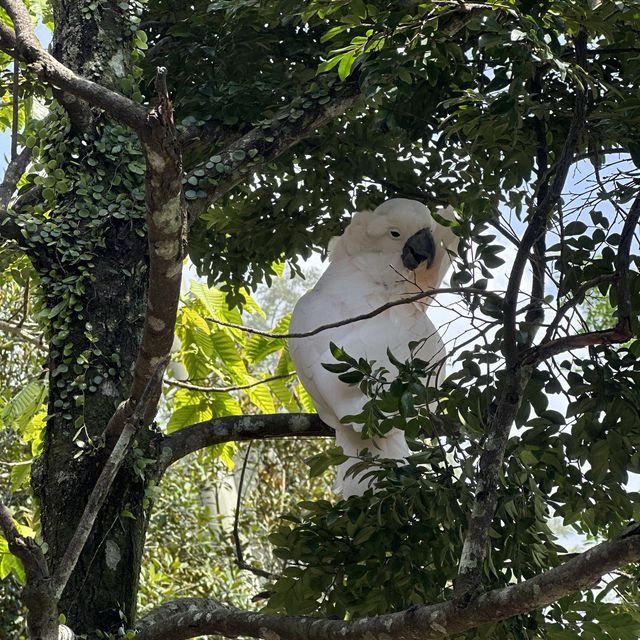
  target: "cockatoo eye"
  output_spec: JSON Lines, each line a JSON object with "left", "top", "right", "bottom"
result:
{"left": 389, "top": 229, "right": 401, "bottom": 239}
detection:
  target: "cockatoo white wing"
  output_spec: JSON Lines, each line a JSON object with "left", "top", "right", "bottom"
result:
{"left": 289, "top": 267, "right": 374, "bottom": 427}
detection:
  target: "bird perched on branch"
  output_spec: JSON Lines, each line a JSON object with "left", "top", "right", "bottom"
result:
{"left": 289, "top": 198, "right": 459, "bottom": 497}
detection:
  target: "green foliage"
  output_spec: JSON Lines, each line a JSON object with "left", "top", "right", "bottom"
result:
{"left": 0, "top": 0, "right": 639, "bottom": 637}
{"left": 18, "top": 106, "right": 147, "bottom": 441}
{"left": 141, "top": 279, "right": 332, "bottom": 623}
{"left": 323, "top": 339, "right": 447, "bottom": 440}
{"left": 264, "top": 334, "right": 640, "bottom": 636}
{"left": 142, "top": 0, "right": 640, "bottom": 305}
{"left": 264, "top": 340, "right": 571, "bottom": 635}
{"left": 139, "top": 3, "right": 640, "bottom": 633}
{"left": 267, "top": 459, "right": 471, "bottom": 618}
{"left": 0, "top": 253, "right": 44, "bottom": 638}
{"left": 166, "top": 279, "right": 306, "bottom": 431}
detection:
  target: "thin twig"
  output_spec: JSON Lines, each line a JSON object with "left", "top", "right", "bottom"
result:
{"left": 209, "top": 287, "right": 503, "bottom": 340}
{"left": 0, "top": 145, "right": 31, "bottom": 243}
{"left": 0, "top": 319, "right": 42, "bottom": 345}
{"left": 0, "top": 457, "right": 34, "bottom": 466}
{"left": 233, "top": 442, "right": 281, "bottom": 581}
{"left": 538, "top": 274, "right": 617, "bottom": 345}
{"left": 523, "top": 67, "right": 549, "bottom": 347}
{"left": 10, "top": 55, "right": 18, "bottom": 160}
{"left": 165, "top": 372, "right": 295, "bottom": 393}
{"left": 522, "top": 192, "right": 640, "bottom": 365}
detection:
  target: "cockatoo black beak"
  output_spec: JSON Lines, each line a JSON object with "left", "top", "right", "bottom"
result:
{"left": 401, "top": 228, "right": 435, "bottom": 270}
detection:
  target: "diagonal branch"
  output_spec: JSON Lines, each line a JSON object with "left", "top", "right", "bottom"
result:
{"left": 232, "top": 442, "right": 282, "bottom": 581}
{"left": 502, "top": 31, "right": 588, "bottom": 367}
{"left": 180, "top": 2, "right": 483, "bottom": 225}
{"left": 31, "top": 66, "right": 185, "bottom": 626}
{"left": 455, "top": 31, "right": 590, "bottom": 600}
{"left": 104, "top": 66, "right": 186, "bottom": 444}
{"left": 0, "top": 0, "right": 148, "bottom": 134}
{"left": 0, "top": 499, "right": 48, "bottom": 582}
{"left": 537, "top": 273, "right": 617, "bottom": 345}
{"left": 0, "top": 146, "right": 31, "bottom": 244}
{"left": 128, "top": 68, "right": 186, "bottom": 412}
{"left": 184, "top": 85, "right": 360, "bottom": 223}
{"left": 522, "top": 68, "right": 549, "bottom": 347}
{"left": 158, "top": 413, "right": 333, "bottom": 474}
{"left": 51, "top": 358, "right": 168, "bottom": 600}
{"left": 0, "top": 318, "right": 42, "bottom": 346}
{"left": 134, "top": 526, "right": 640, "bottom": 640}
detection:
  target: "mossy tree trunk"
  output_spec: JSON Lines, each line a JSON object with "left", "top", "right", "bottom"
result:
{"left": 28, "top": 3, "right": 152, "bottom": 635}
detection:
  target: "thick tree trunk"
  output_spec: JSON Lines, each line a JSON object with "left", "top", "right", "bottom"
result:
{"left": 29, "top": 3, "right": 151, "bottom": 635}
{"left": 33, "top": 240, "right": 149, "bottom": 633}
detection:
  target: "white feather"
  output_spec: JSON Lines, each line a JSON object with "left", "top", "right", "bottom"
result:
{"left": 290, "top": 198, "right": 458, "bottom": 497}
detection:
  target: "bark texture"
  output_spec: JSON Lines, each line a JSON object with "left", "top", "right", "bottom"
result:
{"left": 30, "top": 3, "right": 151, "bottom": 634}
{"left": 33, "top": 235, "right": 149, "bottom": 632}
{"left": 135, "top": 526, "right": 640, "bottom": 640}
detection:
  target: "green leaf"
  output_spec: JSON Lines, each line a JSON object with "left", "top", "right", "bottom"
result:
{"left": 1, "top": 381, "right": 47, "bottom": 434}
{"left": 337, "top": 52, "right": 356, "bottom": 80}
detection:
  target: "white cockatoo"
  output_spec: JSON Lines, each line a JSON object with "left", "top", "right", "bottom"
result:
{"left": 289, "top": 198, "right": 459, "bottom": 497}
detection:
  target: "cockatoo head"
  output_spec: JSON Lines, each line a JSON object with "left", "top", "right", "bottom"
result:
{"left": 328, "top": 198, "right": 457, "bottom": 288}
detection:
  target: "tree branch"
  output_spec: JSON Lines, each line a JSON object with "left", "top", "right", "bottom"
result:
{"left": 184, "top": 85, "right": 360, "bottom": 223}
{"left": 612, "top": 194, "right": 638, "bottom": 327}
{"left": 0, "top": 145, "right": 31, "bottom": 244}
{"left": 165, "top": 372, "right": 295, "bottom": 393}
{"left": 232, "top": 442, "right": 281, "bottom": 581}
{"left": 104, "top": 67, "right": 186, "bottom": 444}
{"left": 158, "top": 413, "right": 333, "bottom": 473}
{"left": 11, "top": 54, "right": 18, "bottom": 160}
{"left": 207, "top": 287, "right": 503, "bottom": 340}
{"left": 135, "top": 527, "right": 640, "bottom": 640}
{"left": 180, "top": 2, "right": 484, "bottom": 224}
{"left": 522, "top": 68, "right": 549, "bottom": 347}
{"left": 502, "top": 32, "right": 588, "bottom": 367}
{"left": 0, "top": 500, "right": 48, "bottom": 583}
{"left": 0, "top": 498, "right": 60, "bottom": 638}
{"left": 0, "top": 318, "right": 42, "bottom": 346}
{"left": 128, "top": 67, "right": 186, "bottom": 413}
{"left": 456, "top": 32, "right": 589, "bottom": 599}
{"left": 537, "top": 273, "right": 617, "bottom": 346}
{"left": 522, "top": 191, "right": 640, "bottom": 365}
{"left": 0, "top": 0, "right": 148, "bottom": 134}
